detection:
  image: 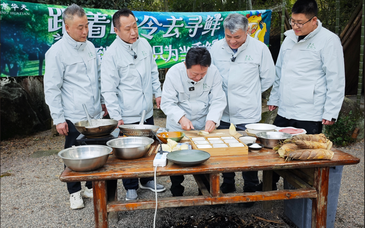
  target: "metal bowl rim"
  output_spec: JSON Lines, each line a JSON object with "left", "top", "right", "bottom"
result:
{"left": 256, "top": 131, "right": 292, "bottom": 139}
{"left": 58, "top": 145, "right": 113, "bottom": 160}
{"left": 106, "top": 137, "right": 154, "bottom": 148}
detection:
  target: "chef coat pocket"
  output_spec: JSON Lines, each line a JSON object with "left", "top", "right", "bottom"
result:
{"left": 177, "top": 91, "right": 189, "bottom": 102}
{"left": 117, "top": 65, "right": 131, "bottom": 82}
{"left": 197, "top": 87, "right": 210, "bottom": 103}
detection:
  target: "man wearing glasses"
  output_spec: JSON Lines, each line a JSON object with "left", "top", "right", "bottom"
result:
{"left": 268, "top": 0, "right": 345, "bottom": 182}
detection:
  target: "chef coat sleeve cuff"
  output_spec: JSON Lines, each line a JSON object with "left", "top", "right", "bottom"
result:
{"left": 154, "top": 91, "right": 162, "bottom": 98}
{"left": 174, "top": 111, "right": 186, "bottom": 125}
{"left": 53, "top": 117, "right": 66, "bottom": 126}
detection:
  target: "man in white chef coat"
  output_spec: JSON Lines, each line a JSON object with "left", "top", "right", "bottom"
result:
{"left": 267, "top": 0, "right": 345, "bottom": 185}
{"left": 101, "top": 9, "right": 165, "bottom": 201}
{"left": 161, "top": 47, "right": 227, "bottom": 196}
{"left": 44, "top": 4, "right": 107, "bottom": 210}
{"left": 210, "top": 13, "right": 275, "bottom": 206}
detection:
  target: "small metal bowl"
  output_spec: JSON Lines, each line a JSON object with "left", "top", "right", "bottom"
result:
{"left": 156, "top": 131, "right": 185, "bottom": 144}
{"left": 256, "top": 132, "right": 292, "bottom": 148}
{"left": 246, "top": 143, "right": 264, "bottom": 151}
{"left": 106, "top": 137, "right": 154, "bottom": 160}
{"left": 58, "top": 145, "right": 112, "bottom": 172}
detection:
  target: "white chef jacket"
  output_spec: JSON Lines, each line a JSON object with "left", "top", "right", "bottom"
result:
{"left": 44, "top": 31, "right": 102, "bottom": 125}
{"left": 101, "top": 36, "right": 161, "bottom": 123}
{"left": 161, "top": 62, "right": 227, "bottom": 132}
{"left": 210, "top": 35, "right": 275, "bottom": 124}
{"left": 268, "top": 20, "right": 345, "bottom": 121}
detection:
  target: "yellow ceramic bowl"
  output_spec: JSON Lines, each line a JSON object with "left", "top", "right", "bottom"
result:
{"left": 157, "top": 131, "right": 185, "bottom": 144}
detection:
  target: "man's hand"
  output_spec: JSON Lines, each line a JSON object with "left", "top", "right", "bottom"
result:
{"left": 155, "top": 96, "right": 161, "bottom": 109}
{"left": 322, "top": 119, "right": 335, "bottom": 125}
{"left": 56, "top": 122, "right": 69, "bottom": 136}
{"left": 179, "top": 116, "right": 194, "bottom": 131}
{"left": 268, "top": 105, "right": 277, "bottom": 111}
{"left": 204, "top": 120, "right": 216, "bottom": 133}
{"left": 101, "top": 104, "right": 108, "bottom": 116}
{"left": 118, "top": 119, "right": 125, "bottom": 126}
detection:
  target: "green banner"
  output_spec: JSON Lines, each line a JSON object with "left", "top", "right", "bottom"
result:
{"left": 0, "top": 0, "right": 272, "bottom": 77}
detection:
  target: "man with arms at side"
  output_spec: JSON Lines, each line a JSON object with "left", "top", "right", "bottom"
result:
{"left": 101, "top": 9, "right": 165, "bottom": 201}
{"left": 210, "top": 13, "right": 275, "bottom": 206}
{"left": 267, "top": 0, "right": 345, "bottom": 184}
{"left": 161, "top": 47, "right": 227, "bottom": 196}
{"left": 44, "top": 4, "right": 107, "bottom": 210}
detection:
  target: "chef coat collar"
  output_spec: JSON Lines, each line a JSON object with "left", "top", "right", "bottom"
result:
{"left": 116, "top": 35, "right": 140, "bottom": 55}
{"left": 63, "top": 31, "right": 87, "bottom": 51}
{"left": 285, "top": 19, "right": 322, "bottom": 43}
{"left": 222, "top": 34, "right": 250, "bottom": 57}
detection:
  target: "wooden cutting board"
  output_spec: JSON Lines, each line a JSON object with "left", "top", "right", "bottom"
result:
{"left": 182, "top": 129, "right": 248, "bottom": 156}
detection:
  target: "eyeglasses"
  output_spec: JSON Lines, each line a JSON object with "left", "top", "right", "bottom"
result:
{"left": 289, "top": 16, "right": 315, "bottom": 28}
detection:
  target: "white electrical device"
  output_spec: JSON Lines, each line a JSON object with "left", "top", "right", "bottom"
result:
{"left": 153, "top": 152, "right": 168, "bottom": 167}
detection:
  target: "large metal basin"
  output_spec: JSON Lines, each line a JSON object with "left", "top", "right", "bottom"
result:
{"left": 75, "top": 119, "right": 118, "bottom": 137}
{"left": 106, "top": 137, "right": 154, "bottom": 159}
{"left": 118, "top": 124, "right": 160, "bottom": 137}
{"left": 256, "top": 132, "right": 292, "bottom": 148}
{"left": 58, "top": 145, "right": 112, "bottom": 172}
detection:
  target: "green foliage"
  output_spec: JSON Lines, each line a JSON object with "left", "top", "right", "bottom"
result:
{"left": 324, "top": 111, "right": 358, "bottom": 146}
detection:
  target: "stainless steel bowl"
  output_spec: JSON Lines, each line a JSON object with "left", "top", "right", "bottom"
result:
{"left": 106, "top": 137, "right": 154, "bottom": 159}
{"left": 58, "top": 145, "right": 112, "bottom": 172}
{"left": 118, "top": 125, "right": 160, "bottom": 137}
{"left": 75, "top": 119, "right": 118, "bottom": 137}
{"left": 256, "top": 132, "right": 292, "bottom": 148}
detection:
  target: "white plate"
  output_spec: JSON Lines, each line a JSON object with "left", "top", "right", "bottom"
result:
{"left": 246, "top": 128, "right": 275, "bottom": 135}
{"left": 275, "top": 127, "right": 307, "bottom": 135}
{"left": 245, "top": 123, "right": 277, "bottom": 132}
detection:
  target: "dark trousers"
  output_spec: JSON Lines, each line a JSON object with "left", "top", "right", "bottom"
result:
{"left": 218, "top": 121, "right": 259, "bottom": 191}
{"left": 170, "top": 175, "right": 210, "bottom": 196}
{"left": 121, "top": 116, "right": 155, "bottom": 190}
{"left": 64, "top": 120, "right": 92, "bottom": 194}
{"left": 272, "top": 115, "right": 323, "bottom": 184}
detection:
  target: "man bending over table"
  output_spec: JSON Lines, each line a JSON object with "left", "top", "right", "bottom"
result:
{"left": 161, "top": 47, "right": 227, "bottom": 196}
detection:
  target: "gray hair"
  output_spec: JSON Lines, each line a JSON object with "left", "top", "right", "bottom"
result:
{"left": 223, "top": 13, "right": 248, "bottom": 34}
{"left": 62, "top": 4, "right": 86, "bottom": 22}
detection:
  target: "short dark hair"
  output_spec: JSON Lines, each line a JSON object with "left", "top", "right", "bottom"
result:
{"left": 185, "top": 47, "right": 211, "bottom": 69}
{"left": 63, "top": 4, "right": 85, "bottom": 23}
{"left": 113, "top": 9, "right": 135, "bottom": 29}
{"left": 292, "top": 0, "right": 318, "bottom": 18}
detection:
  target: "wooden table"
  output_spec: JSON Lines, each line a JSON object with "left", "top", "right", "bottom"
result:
{"left": 60, "top": 142, "right": 360, "bottom": 228}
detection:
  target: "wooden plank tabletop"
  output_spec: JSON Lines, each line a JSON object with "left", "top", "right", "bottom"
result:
{"left": 60, "top": 146, "right": 360, "bottom": 182}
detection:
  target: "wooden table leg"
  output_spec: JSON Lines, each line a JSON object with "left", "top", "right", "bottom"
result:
{"left": 106, "top": 180, "right": 118, "bottom": 225}
{"left": 93, "top": 181, "right": 108, "bottom": 228}
{"left": 210, "top": 174, "right": 220, "bottom": 197}
{"left": 262, "top": 170, "right": 274, "bottom": 210}
{"left": 312, "top": 167, "right": 329, "bottom": 228}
